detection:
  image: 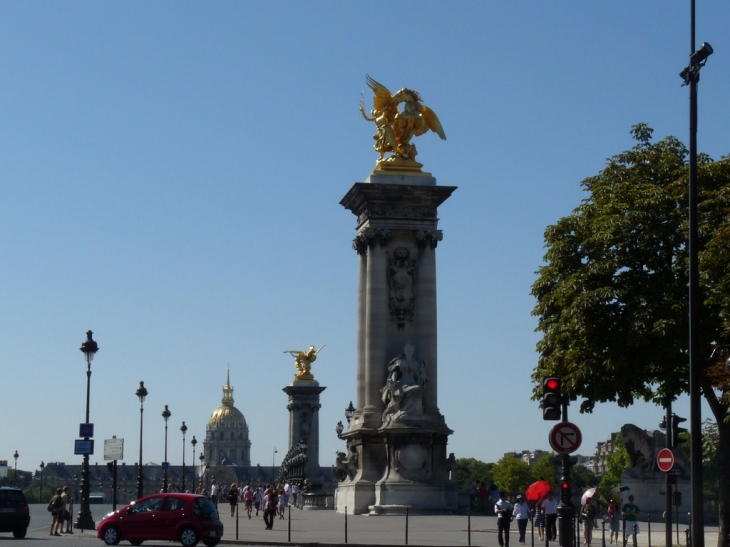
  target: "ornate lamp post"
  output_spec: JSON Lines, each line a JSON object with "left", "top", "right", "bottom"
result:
{"left": 345, "top": 401, "right": 355, "bottom": 424}
{"left": 13, "top": 451, "right": 18, "bottom": 487}
{"left": 161, "top": 405, "right": 171, "bottom": 493}
{"left": 135, "top": 381, "right": 148, "bottom": 499}
{"left": 190, "top": 436, "right": 197, "bottom": 492}
{"left": 180, "top": 422, "right": 188, "bottom": 492}
{"left": 39, "top": 461, "right": 45, "bottom": 501}
{"left": 75, "top": 330, "right": 98, "bottom": 530}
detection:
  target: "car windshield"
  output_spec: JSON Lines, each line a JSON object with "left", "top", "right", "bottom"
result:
{"left": 193, "top": 497, "right": 218, "bottom": 519}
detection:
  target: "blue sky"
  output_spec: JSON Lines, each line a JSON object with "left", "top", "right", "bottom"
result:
{"left": 2, "top": 2, "right": 729, "bottom": 477}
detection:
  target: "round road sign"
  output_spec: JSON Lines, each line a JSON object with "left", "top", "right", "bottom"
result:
{"left": 548, "top": 422, "right": 582, "bottom": 454}
{"left": 657, "top": 448, "right": 675, "bottom": 472}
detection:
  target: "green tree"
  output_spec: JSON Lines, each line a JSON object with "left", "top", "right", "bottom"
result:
{"left": 454, "top": 457, "right": 493, "bottom": 492}
{"left": 596, "top": 434, "right": 631, "bottom": 502}
{"left": 491, "top": 455, "right": 532, "bottom": 495}
{"left": 531, "top": 124, "right": 730, "bottom": 546}
{"left": 530, "top": 454, "right": 558, "bottom": 487}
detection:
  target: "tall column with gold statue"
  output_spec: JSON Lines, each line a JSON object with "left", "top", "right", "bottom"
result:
{"left": 281, "top": 346, "right": 326, "bottom": 489}
{"left": 336, "top": 77, "right": 457, "bottom": 514}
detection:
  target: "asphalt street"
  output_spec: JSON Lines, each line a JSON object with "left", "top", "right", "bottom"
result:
{"left": 4, "top": 503, "right": 718, "bottom": 547}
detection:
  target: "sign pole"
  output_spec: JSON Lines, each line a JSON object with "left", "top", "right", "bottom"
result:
{"left": 558, "top": 400, "right": 575, "bottom": 547}
{"left": 665, "top": 404, "right": 673, "bottom": 547}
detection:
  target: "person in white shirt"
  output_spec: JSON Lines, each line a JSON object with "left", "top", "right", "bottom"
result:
{"left": 495, "top": 491, "right": 514, "bottom": 547}
{"left": 210, "top": 479, "right": 218, "bottom": 507}
{"left": 513, "top": 495, "right": 531, "bottom": 544}
{"left": 541, "top": 492, "right": 559, "bottom": 541}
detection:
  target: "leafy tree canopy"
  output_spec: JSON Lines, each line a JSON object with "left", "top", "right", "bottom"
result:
{"left": 491, "top": 454, "right": 532, "bottom": 494}
{"left": 454, "top": 457, "right": 493, "bottom": 491}
{"left": 531, "top": 123, "right": 730, "bottom": 414}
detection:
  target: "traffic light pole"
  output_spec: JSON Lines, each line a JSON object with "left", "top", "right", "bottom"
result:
{"left": 665, "top": 405, "right": 673, "bottom": 547}
{"left": 558, "top": 400, "right": 575, "bottom": 547}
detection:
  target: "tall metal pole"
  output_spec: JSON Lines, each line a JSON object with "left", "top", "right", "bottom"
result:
{"left": 664, "top": 404, "right": 673, "bottom": 547}
{"left": 135, "top": 381, "right": 147, "bottom": 499}
{"left": 75, "top": 330, "right": 97, "bottom": 531}
{"left": 162, "top": 405, "right": 171, "bottom": 493}
{"left": 681, "top": 2, "right": 713, "bottom": 544}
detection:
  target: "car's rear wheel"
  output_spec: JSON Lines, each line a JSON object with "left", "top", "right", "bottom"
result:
{"left": 203, "top": 539, "right": 220, "bottom": 547}
{"left": 12, "top": 527, "right": 27, "bottom": 539}
{"left": 180, "top": 527, "right": 199, "bottom": 547}
{"left": 102, "top": 525, "right": 122, "bottom": 546}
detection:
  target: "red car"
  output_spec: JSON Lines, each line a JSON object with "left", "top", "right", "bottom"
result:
{"left": 97, "top": 493, "right": 223, "bottom": 547}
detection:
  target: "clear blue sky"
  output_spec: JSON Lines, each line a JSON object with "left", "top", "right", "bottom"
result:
{"left": 2, "top": 2, "right": 729, "bottom": 477}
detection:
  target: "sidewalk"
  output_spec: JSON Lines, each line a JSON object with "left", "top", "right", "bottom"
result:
{"left": 217, "top": 508, "right": 719, "bottom": 547}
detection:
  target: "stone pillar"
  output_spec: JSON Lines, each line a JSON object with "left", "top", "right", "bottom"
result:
{"left": 282, "top": 382, "right": 326, "bottom": 487}
{"left": 336, "top": 174, "right": 457, "bottom": 514}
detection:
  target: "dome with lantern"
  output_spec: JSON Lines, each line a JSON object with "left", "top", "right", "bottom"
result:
{"left": 204, "top": 370, "right": 251, "bottom": 466}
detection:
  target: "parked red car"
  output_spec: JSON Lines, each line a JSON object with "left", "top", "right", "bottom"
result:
{"left": 97, "top": 493, "right": 223, "bottom": 547}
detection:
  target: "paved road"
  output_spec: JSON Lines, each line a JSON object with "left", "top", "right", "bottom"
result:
{"left": 3, "top": 504, "right": 717, "bottom": 547}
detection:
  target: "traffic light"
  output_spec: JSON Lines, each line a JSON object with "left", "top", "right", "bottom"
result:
{"left": 542, "top": 377, "right": 562, "bottom": 420}
{"left": 560, "top": 479, "right": 571, "bottom": 504}
{"left": 671, "top": 414, "right": 688, "bottom": 448}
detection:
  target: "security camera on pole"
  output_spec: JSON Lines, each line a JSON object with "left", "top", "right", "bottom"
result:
{"left": 543, "top": 377, "right": 580, "bottom": 547}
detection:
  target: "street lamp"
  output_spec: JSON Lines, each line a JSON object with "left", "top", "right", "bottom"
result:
{"left": 161, "top": 405, "right": 171, "bottom": 493}
{"left": 335, "top": 421, "right": 344, "bottom": 439}
{"left": 180, "top": 422, "right": 188, "bottom": 492}
{"left": 39, "top": 461, "right": 45, "bottom": 501}
{"left": 75, "top": 330, "right": 98, "bottom": 531}
{"left": 135, "top": 381, "right": 148, "bottom": 499}
{"left": 191, "top": 436, "right": 197, "bottom": 492}
{"left": 345, "top": 401, "right": 355, "bottom": 424}
{"left": 272, "top": 447, "right": 278, "bottom": 481}
{"left": 680, "top": 4, "right": 714, "bottom": 543}
{"left": 13, "top": 451, "right": 18, "bottom": 487}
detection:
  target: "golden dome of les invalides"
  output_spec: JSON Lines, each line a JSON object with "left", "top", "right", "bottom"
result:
{"left": 204, "top": 370, "right": 251, "bottom": 467}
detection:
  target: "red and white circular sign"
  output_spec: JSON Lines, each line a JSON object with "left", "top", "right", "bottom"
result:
{"left": 657, "top": 448, "right": 675, "bottom": 472}
{"left": 548, "top": 422, "right": 582, "bottom": 454}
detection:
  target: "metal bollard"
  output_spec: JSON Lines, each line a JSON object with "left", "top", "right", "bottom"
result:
{"left": 646, "top": 514, "right": 651, "bottom": 547}
{"left": 602, "top": 519, "right": 606, "bottom": 547}
{"left": 405, "top": 506, "right": 409, "bottom": 545}
{"left": 468, "top": 507, "right": 471, "bottom": 546}
{"left": 288, "top": 503, "right": 291, "bottom": 543}
{"left": 345, "top": 506, "right": 348, "bottom": 544}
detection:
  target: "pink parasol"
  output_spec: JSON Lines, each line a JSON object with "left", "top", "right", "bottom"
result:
{"left": 581, "top": 487, "right": 597, "bottom": 506}
{"left": 525, "top": 480, "right": 552, "bottom": 501}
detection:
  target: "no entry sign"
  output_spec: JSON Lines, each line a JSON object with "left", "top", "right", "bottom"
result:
{"left": 549, "top": 422, "right": 582, "bottom": 454}
{"left": 657, "top": 448, "right": 675, "bottom": 472}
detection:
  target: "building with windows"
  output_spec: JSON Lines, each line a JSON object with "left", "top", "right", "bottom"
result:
{"left": 203, "top": 371, "right": 251, "bottom": 466}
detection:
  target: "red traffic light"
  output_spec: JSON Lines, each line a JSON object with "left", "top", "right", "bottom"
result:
{"left": 561, "top": 481, "right": 569, "bottom": 490}
{"left": 546, "top": 378, "right": 559, "bottom": 391}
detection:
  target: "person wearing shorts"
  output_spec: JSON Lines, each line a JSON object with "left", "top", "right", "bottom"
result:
{"left": 243, "top": 484, "right": 254, "bottom": 519}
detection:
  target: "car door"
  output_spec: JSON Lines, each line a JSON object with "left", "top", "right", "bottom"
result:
{"left": 158, "top": 495, "right": 189, "bottom": 540}
{"left": 122, "top": 496, "right": 163, "bottom": 540}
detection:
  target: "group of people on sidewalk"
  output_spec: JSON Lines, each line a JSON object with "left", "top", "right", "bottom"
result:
{"left": 224, "top": 480, "right": 303, "bottom": 530}
{"left": 46, "top": 486, "right": 73, "bottom": 536}
{"left": 493, "top": 490, "right": 640, "bottom": 547}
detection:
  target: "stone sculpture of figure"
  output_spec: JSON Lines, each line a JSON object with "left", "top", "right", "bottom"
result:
{"left": 362, "top": 75, "right": 446, "bottom": 168}
{"left": 388, "top": 247, "right": 416, "bottom": 328}
{"left": 283, "top": 345, "right": 326, "bottom": 381}
{"left": 620, "top": 423, "right": 689, "bottom": 476}
{"left": 381, "top": 341, "right": 427, "bottom": 423}
{"left": 335, "top": 444, "right": 359, "bottom": 482}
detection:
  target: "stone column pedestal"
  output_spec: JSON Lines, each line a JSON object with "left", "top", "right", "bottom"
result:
{"left": 282, "top": 381, "right": 326, "bottom": 487}
{"left": 336, "top": 174, "right": 457, "bottom": 514}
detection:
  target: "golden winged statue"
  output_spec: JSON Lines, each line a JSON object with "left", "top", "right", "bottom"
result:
{"left": 360, "top": 75, "right": 446, "bottom": 173}
{"left": 283, "top": 344, "right": 326, "bottom": 381}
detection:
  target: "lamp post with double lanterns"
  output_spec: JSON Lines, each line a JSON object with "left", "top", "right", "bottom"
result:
{"left": 679, "top": 2, "right": 714, "bottom": 541}
{"left": 161, "top": 405, "right": 171, "bottom": 493}
{"left": 75, "top": 330, "right": 98, "bottom": 531}
{"left": 13, "top": 451, "right": 18, "bottom": 487}
{"left": 180, "top": 422, "right": 188, "bottom": 492}
{"left": 135, "top": 381, "right": 148, "bottom": 499}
